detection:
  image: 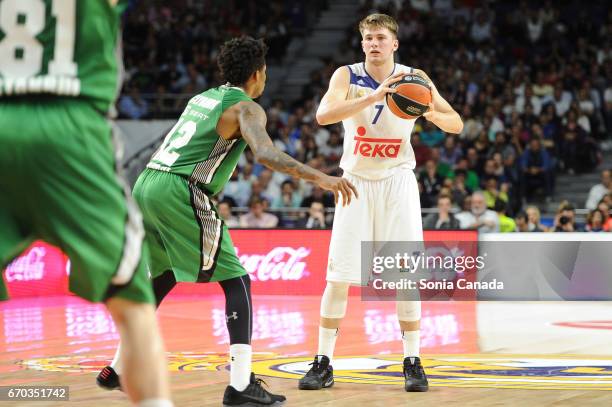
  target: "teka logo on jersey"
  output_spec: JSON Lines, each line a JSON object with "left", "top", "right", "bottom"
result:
{"left": 353, "top": 126, "right": 401, "bottom": 158}
{"left": 236, "top": 246, "right": 311, "bottom": 281}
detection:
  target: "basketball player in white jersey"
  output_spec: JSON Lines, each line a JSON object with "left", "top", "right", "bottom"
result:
{"left": 298, "top": 13, "right": 463, "bottom": 392}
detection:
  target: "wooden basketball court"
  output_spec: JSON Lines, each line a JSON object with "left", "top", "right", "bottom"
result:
{"left": 2, "top": 295, "right": 612, "bottom": 406}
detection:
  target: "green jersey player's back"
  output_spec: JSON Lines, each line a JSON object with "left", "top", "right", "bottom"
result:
{"left": 0, "top": 0, "right": 126, "bottom": 113}
{"left": 147, "top": 85, "right": 252, "bottom": 195}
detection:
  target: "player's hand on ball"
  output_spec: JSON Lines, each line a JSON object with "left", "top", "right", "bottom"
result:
{"left": 422, "top": 103, "right": 438, "bottom": 122}
{"left": 370, "top": 72, "right": 405, "bottom": 102}
{"left": 318, "top": 176, "right": 359, "bottom": 206}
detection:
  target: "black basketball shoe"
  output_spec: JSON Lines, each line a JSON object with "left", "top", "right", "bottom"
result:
{"left": 96, "top": 366, "right": 121, "bottom": 391}
{"left": 298, "top": 355, "right": 334, "bottom": 390}
{"left": 223, "top": 373, "right": 286, "bottom": 406}
{"left": 403, "top": 357, "right": 429, "bottom": 392}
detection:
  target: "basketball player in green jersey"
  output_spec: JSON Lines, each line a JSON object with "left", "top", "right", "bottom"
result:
{"left": 96, "top": 37, "right": 357, "bottom": 406}
{"left": 0, "top": 1, "right": 172, "bottom": 406}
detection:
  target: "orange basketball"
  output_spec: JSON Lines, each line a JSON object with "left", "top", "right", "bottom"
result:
{"left": 386, "top": 74, "right": 432, "bottom": 120}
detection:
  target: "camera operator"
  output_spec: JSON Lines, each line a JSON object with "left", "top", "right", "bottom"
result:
{"left": 553, "top": 202, "right": 582, "bottom": 232}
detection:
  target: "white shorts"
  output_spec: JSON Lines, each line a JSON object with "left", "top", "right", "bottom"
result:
{"left": 326, "top": 167, "right": 423, "bottom": 285}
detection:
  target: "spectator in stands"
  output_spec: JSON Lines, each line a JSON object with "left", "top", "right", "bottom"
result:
{"left": 412, "top": 133, "right": 431, "bottom": 167}
{"left": 296, "top": 201, "right": 327, "bottom": 229}
{"left": 520, "top": 138, "right": 552, "bottom": 200}
{"left": 585, "top": 169, "right": 611, "bottom": 210}
{"left": 420, "top": 120, "right": 445, "bottom": 147}
{"left": 514, "top": 211, "right": 531, "bottom": 232}
{"left": 439, "top": 136, "right": 462, "bottom": 167}
{"left": 319, "top": 130, "right": 343, "bottom": 162}
{"left": 223, "top": 168, "right": 252, "bottom": 207}
{"left": 597, "top": 201, "right": 612, "bottom": 231}
{"left": 239, "top": 196, "right": 278, "bottom": 228}
{"left": 470, "top": 10, "right": 492, "bottom": 43}
{"left": 483, "top": 177, "right": 508, "bottom": 209}
{"left": 420, "top": 159, "right": 444, "bottom": 208}
{"left": 526, "top": 205, "right": 547, "bottom": 232}
{"left": 585, "top": 209, "right": 605, "bottom": 232}
{"left": 218, "top": 201, "right": 240, "bottom": 228}
{"left": 454, "top": 194, "right": 472, "bottom": 228}
{"left": 423, "top": 195, "right": 460, "bottom": 230}
{"left": 458, "top": 191, "right": 499, "bottom": 233}
{"left": 300, "top": 185, "right": 335, "bottom": 209}
{"left": 118, "top": 86, "right": 149, "bottom": 119}
{"left": 553, "top": 202, "right": 580, "bottom": 232}
{"left": 494, "top": 199, "right": 516, "bottom": 232}
{"left": 272, "top": 180, "right": 302, "bottom": 209}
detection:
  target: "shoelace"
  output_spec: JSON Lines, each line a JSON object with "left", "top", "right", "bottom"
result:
{"left": 306, "top": 360, "right": 325, "bottom": 375}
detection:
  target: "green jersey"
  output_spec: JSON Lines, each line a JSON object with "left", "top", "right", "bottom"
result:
{"left": 0, "top": 0, "right": 127, "bottom": 113}
{"left": 147, "top": 86, "right": 252, "bottom": 195}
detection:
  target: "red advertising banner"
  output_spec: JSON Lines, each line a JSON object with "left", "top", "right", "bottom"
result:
{"left": 3, "top": 230, "right": 478, "bottom": 298}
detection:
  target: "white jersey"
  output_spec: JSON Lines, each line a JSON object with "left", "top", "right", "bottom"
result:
{"left": 339, "top": 62, "right": 417, "bottom": 180}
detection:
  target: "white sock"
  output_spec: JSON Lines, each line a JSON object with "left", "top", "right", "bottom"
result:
{"left": 402, "top": 330, "right": 420, "bottom": 358}
{"left": 230, "top": 344, "right": 252, "bottom": 391}
{"left": 110, "top": 343, "right": 122, "bottom": 375}
{"left": 137, "top": 399, "right": 173, "bottom": 407}
{"left": 317, "top": 327, "right": 338, "bottom": 362}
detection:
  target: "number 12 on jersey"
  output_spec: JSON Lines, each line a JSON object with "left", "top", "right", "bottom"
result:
{"left": 152, "top": 119, "right": 197, "bottom": 167}
{"left": 372, "top": 104, "right": 384, "bottom": 124}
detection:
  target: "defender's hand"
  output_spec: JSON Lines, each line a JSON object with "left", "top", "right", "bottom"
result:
{"left": 317, "top": 176, "right": 359, "bottom": 206}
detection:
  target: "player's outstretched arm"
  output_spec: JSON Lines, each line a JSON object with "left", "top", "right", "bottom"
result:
{"left": 238, "top": 101, "right": 358, "bottom": 205}
{"left": 414, "top": 69, "right": 464, "bottom": 134}
{"left": 316, "top": 67, "right": 405, "bottom": 125}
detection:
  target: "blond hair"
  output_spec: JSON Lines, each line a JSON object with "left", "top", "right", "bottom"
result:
{"left": 359, "top": 13, "right": 398, "bottom": 38}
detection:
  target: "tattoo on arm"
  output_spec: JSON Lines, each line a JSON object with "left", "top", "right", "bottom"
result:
{"left": 238, "top": 102, "right": 323, "bottom": 183}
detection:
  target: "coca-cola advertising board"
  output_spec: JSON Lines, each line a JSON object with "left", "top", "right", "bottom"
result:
{"left": 3, "top": 230, "right": 477, "bottom": 298}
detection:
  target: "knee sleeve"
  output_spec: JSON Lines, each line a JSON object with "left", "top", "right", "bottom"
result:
{"left": 152, "top": 270, "right": 177, "bottom": 308}
{"left": 396, "top": 300, "right": 421, "bottom": 322}
{"left": 219, "top": 274, "right": 252, "bottom": 344}
{"left": 320, "top": 281, "right": 350, "bottom": 319}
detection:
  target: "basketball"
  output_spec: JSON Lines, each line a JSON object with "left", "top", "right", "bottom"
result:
{"left": 386, "top": 74, "right": 432, "bottom": 119}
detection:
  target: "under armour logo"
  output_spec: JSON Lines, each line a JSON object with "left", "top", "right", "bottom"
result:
{"left": 357, "top": 79, "right": 365, "bottom": 85}
{"left": 226, "top": 312, "right": 238, "bottom": 321}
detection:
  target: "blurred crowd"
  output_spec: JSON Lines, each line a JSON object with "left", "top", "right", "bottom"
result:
{"left": 117, "top": 0, "right": 326, "bottom": 118}
{"left": 120, "top": 0, "right": 612, "bottom": 231}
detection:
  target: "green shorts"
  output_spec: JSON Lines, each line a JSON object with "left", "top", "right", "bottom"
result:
{"left": 134, "top": 169, "right": 246, "bottom": 282}
{"left": 0, "top": 98, "right": 154, "bottom": 304}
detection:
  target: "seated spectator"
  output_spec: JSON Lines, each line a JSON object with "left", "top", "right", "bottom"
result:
{"left": 420, "top": 121, "right": 445, "bottom": 147}
{"left": 597, "top": 201, "right": 612, "bottom": 231}
{"left": 585, "top": 169, "right": 611, "bottom": 210}
{"left": 453, "top": 158, "right": 480, "bottom": 191}
{"left": 552, "top": 202, "right": 580, "bottom": 232}
{"left": 239, "top": 196, "right": 278, "bottom": 228}
{"left": 520, "top": 138, "right": 552, "bottom": 200}
{"left": 272, "top": 180, "right": 302, "bottom": 209}
{"left": 296, "top": 201, "right": 327, "bottom": 229}
{"left": 525, "top": 205, "right": 547, "bottom": 232}
{"left": 483, "top": 177, "right": 508, "bottom": 209}
{"left": 412, "top": 133, "right": 432, "bottom": 167}
{"left": 514, "top": 211, "right": 531, "bottom": 232}
{"left": 439, "top": 136, "right": 462, "bottom": 167}
{"left": 585, "top": 209, "right": 605, "bottom": 232}
{"left": 419, "top": 159, "right": 444, "bottom": 207}
{"left": 458, "top": 191, "right": 500, "bottom": 233}
{"left": 319, "top": 130, "right": 343, "bottom": 162}
{"left": 450, "top": 169, "right": 471, "bottom": 207}
{"left": 118, "top": 86, "right": 149, "bottom": 119}
{"left": 455, "top": 194, "right": 473, "bottom": 227}
{"left": 300, "top": 185, "right": 335, "bottom": 208}
{"left": 494, "top": 198, "right": 516, "bottom": 232}
{"left": 223, "top": 168, "right": 252, "bottom": 207}
{"left": 423, "top": 195, "right": 460, "bottom": 230}
{"left": 218, "top": 200, "right": 239, "bottom": 228}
